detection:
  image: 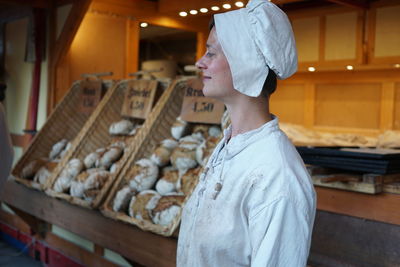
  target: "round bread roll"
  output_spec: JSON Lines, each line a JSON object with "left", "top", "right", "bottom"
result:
{"left": 84, "top": 148, "right": 106, "bottom": 169}
{"left": 53, "top": 158, "right": 83, "bottom": 192}
{"left": 49, "top": 139, "right": 68, "bottom": 160}
{"left": 65, "top": 158, "right": 84, "bottom": 178}
{"left": 128, "top": 190, "right": 161, "bottom": 221}
{"left": 170, "top": 135, "right": 203, "bottom": 172}
{"left": 70, "top": 181, "right": 85, "bottom": 198}
{"left": 33, "top": 161, "right": 57, "bottom": 185}
{"left": 110, "top": 140, "right": 126, "bottom": 150}
{"left": 151, "top": 194, "right": 185, "bottom": 226}
{"left": 129, "top": 124, "right": 141, "bottom": 136}
{"left": 109, "top": 119, "right": 135, "bottom": 136}
{"left": 21, "top": 158, "right": 48, "bottom": 180}
{"left": 155, "top": 167, "right": 179, "bottom": 195}
{"left": 53, "top": 176, "right": 72, "bottom": 193}
{"left": 192, "top": 125, "right": 210, "bottom": 139}
{"left": 83, "top": 170, "right": 109, "bottom": 190}
{"left": 150, "top": 139, "right": 178, "bottom": 167}
{"left": 112, "top": 186, "right": 136, "bottom": 212}
{"left": 170, "top": 148, "right": 197, "bottom": 172}
{"left": 128, "top": 158, "right": 159, "bottom": 192}
{"left": 195, "top": 136, "right": 219, "bottom": 167}
{"left": 208, "top": 126, "right": 222, "bottom": 138}
{"left": 110, "top": 162, "right": 120, "bottom": 174}
{"left": 178, "top": 167, "right": 201, "bottom": 195}
{"left": 58, "top": 142, "right": 72, "bottom": 160}
{"left": 97, "top": 146, "right": 123, "bottom": 170}
{"left": 171, "top": 117, "right": 188, "bottom": 140}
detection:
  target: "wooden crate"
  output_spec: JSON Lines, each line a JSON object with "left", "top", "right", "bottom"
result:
{"left": 44, "top": 78, "right": 170, "bottom": 209}
{"left": 11, "top": 79, "right": 114, "bottom": 191}
{"left": 101, "top": 78, "right": 196, "bottom": 236}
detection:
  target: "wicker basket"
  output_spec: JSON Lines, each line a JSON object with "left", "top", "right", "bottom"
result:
{"left": 11, "top": 79, "right": 114, "bottom": 191}
{"left": 44, "top": 78, "right": 170, "bottom": 209}
{"left": 101, "top": 78, "right": 202, "bottom": 237}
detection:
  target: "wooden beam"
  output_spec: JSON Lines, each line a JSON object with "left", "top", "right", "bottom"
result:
{"left": 325, "top": 0, "right": 369, "bottom": 10}
{"left": 0, "top": 208, "right": 31, "bottom": 234}
{"left": 48, "top": 0, "right": 91, "bottom": 110}
{"left": 7, "top": 206, "right": 49, "bottom": 238}
{"left": 0, "top": 181, "right": 177, "bottom": 267}
{"left": 0, "top": 0, "right": 50, "bottom": 9}
{"left": 52, "top": 0, "right": 91, "bottom": 69}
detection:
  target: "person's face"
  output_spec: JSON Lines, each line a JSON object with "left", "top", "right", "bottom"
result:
{"left": 196, "top": 28, "right": 236, "bottom": 101}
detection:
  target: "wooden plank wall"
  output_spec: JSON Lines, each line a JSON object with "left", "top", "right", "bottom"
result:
{"left": 271, "top": 70, "right": 400, "bottom": 136}
{"left": 271, "top": 1, "right": 400, "bottom": 136}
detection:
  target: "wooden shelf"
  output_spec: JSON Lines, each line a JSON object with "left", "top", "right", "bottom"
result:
{"left": 0, "top": 181, "right": 177, "bottom": 267}
{"left": 316, "top": 187, "right": 400, "bottom": 226}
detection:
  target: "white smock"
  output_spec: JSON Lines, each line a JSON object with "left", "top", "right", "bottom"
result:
{"left": 177, "top": 116, "right": 316, "bottom": 266}
{"left": 0, "top": 103, "right": 13, "bottom": 190}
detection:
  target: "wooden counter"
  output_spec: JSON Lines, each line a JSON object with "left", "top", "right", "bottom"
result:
{"left": 1, "top": 180, "right": 399, "bottom": 266}
{"left": 0, "top": 180, "right": 177, "bottom": 267}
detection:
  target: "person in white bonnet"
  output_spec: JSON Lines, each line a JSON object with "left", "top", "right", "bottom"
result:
{"left": 177, "top": 0, "right": 316, "bottom": 266}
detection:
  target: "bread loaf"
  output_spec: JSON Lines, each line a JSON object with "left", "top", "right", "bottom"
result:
{"left": 128, "top": 158, "right": 159, "bottom": 192}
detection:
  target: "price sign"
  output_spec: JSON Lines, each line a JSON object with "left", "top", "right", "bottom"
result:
{"left": 121, "top": 79, "right": 158, "bottom": 119}
{"left": 79, "top": 78, "right": 103, "bottom": 114}
{"left": 180, "top": 78, "right": 225, "bottom": 124}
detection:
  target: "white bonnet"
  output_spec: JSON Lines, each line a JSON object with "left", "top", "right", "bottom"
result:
{"left": 214, "top": 0, "right": 297, "bottom": 97}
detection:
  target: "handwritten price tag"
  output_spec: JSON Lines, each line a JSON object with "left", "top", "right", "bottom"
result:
{"left": 180, "top": 78, "right": 224, "bottom": 124}
{"left": 79, "top": 78, "right": 103, "bottom": 114}
{"left": 121, "top": 79, "right": 158, "bottom": 119}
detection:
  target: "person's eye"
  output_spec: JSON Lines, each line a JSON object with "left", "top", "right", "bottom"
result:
{"left": 206, "top": 52, "right": 215, "bottom": 58}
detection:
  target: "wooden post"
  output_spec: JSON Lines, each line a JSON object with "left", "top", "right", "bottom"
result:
{"left": 125, "top": 18, "right": 139, "bottom": 77}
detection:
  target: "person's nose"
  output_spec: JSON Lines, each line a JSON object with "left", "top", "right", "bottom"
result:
{"left": 195, "top": 55, "right": 207, "bottom": 70}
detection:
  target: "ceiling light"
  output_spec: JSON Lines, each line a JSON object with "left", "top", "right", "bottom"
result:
{"left": 190, "top": 10, "right": 198, "bottom": 15}
{"left": 235, "top": 1, "right": 244, "bottom": 7}
{"left": 200, "top": 8, "right": 208, "bottom": 13}
{"left": 140, "top": 22, "right": 148, "bottom": 28}
{"left": 308, "top": 67, "right": 315, "bottom": 72}
{"left": 211, "top": 6, "right": 220, "bottom": 11}
{"left": 394, "top": 64, "right": 400, "bottom": 68}
{"left": 346, "top": 65, "right": 354, "bottom": 70}
{"left": 223, "top": 3, "right": 232, "bottom": 9}
{"left": 179, "top": 11, "right": 188, "bottom": 17}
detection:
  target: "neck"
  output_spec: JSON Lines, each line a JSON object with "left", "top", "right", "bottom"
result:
{"left": 225, "top": 95, "right": 272, "bottom": 138}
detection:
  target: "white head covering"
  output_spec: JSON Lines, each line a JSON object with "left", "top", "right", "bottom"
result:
{"left": 214, "top": 0, "right": 297, "bottom": 97}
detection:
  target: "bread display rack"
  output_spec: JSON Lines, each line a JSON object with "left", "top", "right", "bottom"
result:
{"left": 44, "top": 78, "right": 170, "bottom": 209}
{"left": 101, "top": 78, "right": 200, "bottom": 236}
{"left": 11, "top": 78, "right": 114, "bottom": 191}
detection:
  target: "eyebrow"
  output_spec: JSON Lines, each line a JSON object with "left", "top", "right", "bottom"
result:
{"left": 206, "top": 44, "right": 214, "bottom": 49}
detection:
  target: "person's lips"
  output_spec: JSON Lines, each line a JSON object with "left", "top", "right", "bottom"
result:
{"left": 203, "top": 75, "right": 211, "bottom": 81}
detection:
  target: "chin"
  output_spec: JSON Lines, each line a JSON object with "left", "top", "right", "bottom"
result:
{"left": 202, "top": 86, "right": 213, "bottom": 98}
